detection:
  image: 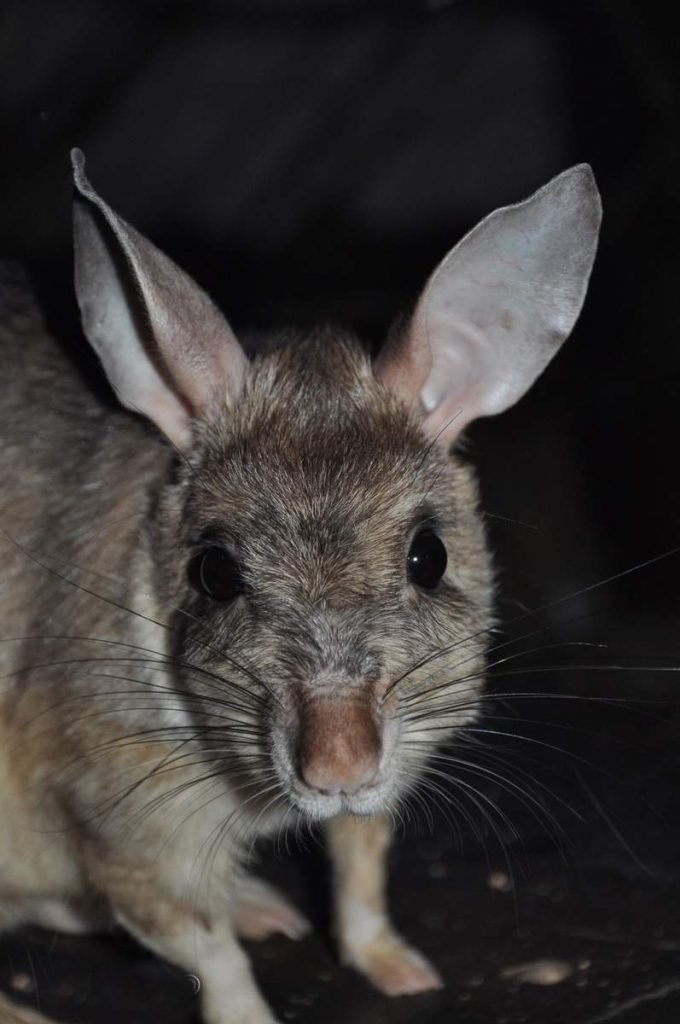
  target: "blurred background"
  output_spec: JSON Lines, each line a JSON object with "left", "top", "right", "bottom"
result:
{"left": 2, "top": 2, "right": 680, "bottom": 1022}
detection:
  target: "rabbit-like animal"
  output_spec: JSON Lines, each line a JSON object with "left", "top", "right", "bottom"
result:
{"left": 0, "top": 152, "right": 600, "bottom": 1023}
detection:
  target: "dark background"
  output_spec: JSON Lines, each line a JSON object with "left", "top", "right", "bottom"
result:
{"left": 2, "top": 2, "right": 680, "bottom": 1022}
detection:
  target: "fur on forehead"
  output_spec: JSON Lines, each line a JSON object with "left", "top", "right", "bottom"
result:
{"left": 183, "top": 328, "right": 470, "bottom": 538}
{"left": 162, "top": 326, "right": 490, "bottom": 617}
{"left": 198, "top": 328, "right": 434, "bottom": 471}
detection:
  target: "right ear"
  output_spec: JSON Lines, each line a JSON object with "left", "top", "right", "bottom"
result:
{"left": 375, "top": 164, "right": 601, "bottom": 447}
{"left": 71, "top": 148, "right": 247, "bottom": 450}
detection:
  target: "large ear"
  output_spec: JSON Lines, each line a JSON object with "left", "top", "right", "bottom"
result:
{"left": 375, "top": 164, "right": 601, "bottom": 446}
{"left": 71, "top": 148, "right": 247, "bottom": 450}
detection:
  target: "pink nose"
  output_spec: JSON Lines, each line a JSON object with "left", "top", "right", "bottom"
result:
{"left": 298, "top": 697, "right": 381, "bottom": 796}
{"left": 302, "top": 749, "right": 379, "bottom": 795}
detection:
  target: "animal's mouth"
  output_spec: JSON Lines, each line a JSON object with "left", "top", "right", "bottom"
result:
{"left": 286, "top": 775, "right": 397, "bottom": 821}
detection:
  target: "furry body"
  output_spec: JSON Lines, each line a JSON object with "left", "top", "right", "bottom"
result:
{"left": 0, "top": 156, "right": 599, "bottom": 1023}
{"left": 0, "top": 274, "right": 490, "bottom": 1022}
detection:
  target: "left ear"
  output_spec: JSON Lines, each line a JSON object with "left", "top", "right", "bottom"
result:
{"left": 72, "top": 148, "right": 247, "bottom": 451}
{"left": 375, "top": 164, "right": 602, "bottom": 446}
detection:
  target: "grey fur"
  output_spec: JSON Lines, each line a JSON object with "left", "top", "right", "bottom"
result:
{"left": 0, "top": 157, "right": 600, "bottom": 1024}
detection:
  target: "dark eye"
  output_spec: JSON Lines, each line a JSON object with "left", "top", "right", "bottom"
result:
{"left": 407, "top": 529, "right": 447, "bottom": 590}
{"left": 189, "top": 547, "right": 244, "bottom": 602}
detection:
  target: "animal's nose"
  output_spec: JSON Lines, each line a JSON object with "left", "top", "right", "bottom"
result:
{"left": 301, "top": 747, "right": 379, "bottom": 795}
{"left": 298, "top": 697, "right": 381, "bottom": 796}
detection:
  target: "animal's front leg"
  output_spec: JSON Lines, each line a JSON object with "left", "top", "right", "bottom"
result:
{"left": 326, "top": 813, "right": 443, "bottom": 996}
{"left": 92, "top": 862, "right": 278, "bottom": 1024}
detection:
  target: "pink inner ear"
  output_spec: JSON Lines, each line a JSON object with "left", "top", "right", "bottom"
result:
{"left": 145, "top": 391, "right": 193, "bottom": 451}
{"left": 417, "top": 317, "right": 493, "bottom": 445}
{"left": 376, "top": 301, "right": 476, "bottom": 449}
{"left": 374, "top": 317, "right": 433, "bottom": 410}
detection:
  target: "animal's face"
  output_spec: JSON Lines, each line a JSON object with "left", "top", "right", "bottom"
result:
{"left": 157, "top": 334, "right": 494, "bottom": 821}
{"left": 70, "top": 151, "right": 600, "bottom": 821}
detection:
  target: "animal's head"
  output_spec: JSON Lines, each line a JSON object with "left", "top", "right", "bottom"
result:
{"left": 71, "top": 150, "right": 600, "bottom": 822}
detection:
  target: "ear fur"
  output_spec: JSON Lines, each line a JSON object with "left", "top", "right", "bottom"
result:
{"left": 71, "top": 148, "right": 247, "bottom": 450}
{"left": 376, "top": 164, "right": 602, "bottom": 445}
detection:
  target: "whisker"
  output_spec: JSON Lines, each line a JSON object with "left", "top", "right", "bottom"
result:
{"left": 383, "top": 545, "right": 680, "bottom": 704}
{"left": 0, "top": 526, "right": 281, "bottom": 707}
{"left": 400, "top": 640, "right": 604, "bottom": 712}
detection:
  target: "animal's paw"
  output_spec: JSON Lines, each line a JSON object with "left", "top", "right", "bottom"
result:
{"left": 232, "top": 876, "right": 311, "bottom": 942}
{"left": 344, "top": 930, "right": 443, "bottom": 996}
